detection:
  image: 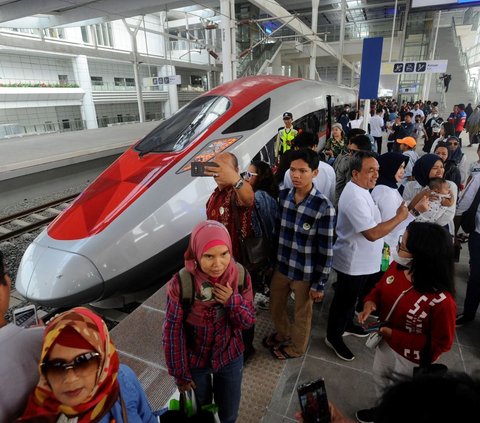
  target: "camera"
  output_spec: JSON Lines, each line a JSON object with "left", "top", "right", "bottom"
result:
{"left": 13, "top": 304, "right": 39, "bottom": 328}
{"left": 297, "top": 377, "right": 331, "bottom": 423}
{"left": 190, "top": 161, "right": 219, "bottom": 177}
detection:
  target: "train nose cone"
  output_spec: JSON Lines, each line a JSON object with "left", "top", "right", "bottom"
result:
{"left": 16, "top": 242, "right": 104, "bottom": 307}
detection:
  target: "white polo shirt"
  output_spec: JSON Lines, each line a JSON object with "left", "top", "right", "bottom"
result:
{"left": 333, "top": 181, "right": 383, "bottom": 275}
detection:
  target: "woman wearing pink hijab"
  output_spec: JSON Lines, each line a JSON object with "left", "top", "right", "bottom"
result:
{"left": 163, "top": 220, "right": 255, "bottom": 423}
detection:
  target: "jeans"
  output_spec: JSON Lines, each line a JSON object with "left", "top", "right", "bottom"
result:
{"left": 326, "top": 270, "right": 369, "bottom": 341}
{"left": 191, "top": 356, "right": 243, "bottom": 423}
{"left": 462, "top": 231, "right": 480, "bottom": 320}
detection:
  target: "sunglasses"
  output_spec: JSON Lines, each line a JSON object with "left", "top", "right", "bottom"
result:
{"left": 283, "top": 117, "right": 292, "bottom": 121}
{"left": 448, "top": 142, "right": 459, "bottom": 146}
{"left": 242, "top": 171, "right": 258, "bottom": 180}
{"left": 41, "top": 352, "right": 100, "bottom": 380}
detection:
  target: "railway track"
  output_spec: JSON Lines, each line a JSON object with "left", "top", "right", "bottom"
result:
{"left": 3, "top": 191, "right": 139, "bottom": 329}
{"left": 0, "top": 193, "right": 79, "bottom": 242}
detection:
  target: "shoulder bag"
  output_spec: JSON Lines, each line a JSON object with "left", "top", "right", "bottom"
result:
{"left": 460, "top": 182, "right": 480, "bottom": 233}
{"left": 365, "top": 287, "right": 412, "bottom": 349}
{"left": 231, "top": 198, "right": 269, "bottom": 273}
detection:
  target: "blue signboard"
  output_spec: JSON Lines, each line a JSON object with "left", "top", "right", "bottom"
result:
{"left": 359, "top": 37, "right": 383, "bottom": 100}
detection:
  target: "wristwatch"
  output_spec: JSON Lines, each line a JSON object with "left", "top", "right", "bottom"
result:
{"left": 410, "top": 207, "right": 420, "bottom": 217}
{"left": 233, "top": 178, "right": 244, "bottom": 189}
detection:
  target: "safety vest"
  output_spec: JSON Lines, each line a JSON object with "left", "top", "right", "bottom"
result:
{"left": 278, "top": 127, "right": 298, "bottom": 155}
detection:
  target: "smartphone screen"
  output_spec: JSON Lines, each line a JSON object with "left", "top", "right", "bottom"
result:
{"left": 13, "top": 305, "right": 38, "bottom": 328}
{"left": 190, "top": 161, "right": 219, "bottom": 177}
{"left": 297, "top": 378, "right": 331, "bottom": 423}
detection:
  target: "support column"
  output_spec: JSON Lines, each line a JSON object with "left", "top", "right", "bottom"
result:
{"left": 422, "top": 11, "right": 441, "bottom": 100}
{"left": 220, "top": 0, "right": 236, "bottom": 82}
{"left": 309, "top": 0, "right": 319, "bottom": 80}
{"left": 337, "top": 0, "right": 346, "bottom": 85}
{"left": 72, "top": 55, "right": 98, "bottom": 129}
{"left": 395, "top": 0, "right": 410, "bottom": 99}
{"left": 123, "top": 19, "right": 145, "bottom": 122}
{"left": 160, "top": 65, "right": 179, "bottom": 118}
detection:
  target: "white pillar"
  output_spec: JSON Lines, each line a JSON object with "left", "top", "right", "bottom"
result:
{"left": 337, "top": 0, "right": 346, "bottom": 85}
{"left": 423, "top": 11, "right": 442, "bottom": 100}
{"left": 123, "top": 19, "right": 145, "bottom": 122}
{"left": 72, "top": 55, "right": 98, "bottom": 129}
{"left": 309, "top": 0, "right": 319, "bottom": 80}
{"left": 220, "top": 0, "right": 235, "bottom": 82}
{"left": 160, "top": 65, "right": 179, "bottom": 118}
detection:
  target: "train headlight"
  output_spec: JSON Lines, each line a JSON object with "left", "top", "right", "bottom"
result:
{"left": 177, "top": 136, "right": 242, "bottom": 173}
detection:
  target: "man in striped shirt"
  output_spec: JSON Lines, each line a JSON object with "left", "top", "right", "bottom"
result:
{"left": 265, "top": 147, "right": 336, "bottom": 359}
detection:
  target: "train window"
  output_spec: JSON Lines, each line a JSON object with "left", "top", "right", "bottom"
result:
{"left": 222, "top": 98, "right": 271, "bottom": 134}
{"left": 135, "top": 95, "right": 231, "bottom": 154}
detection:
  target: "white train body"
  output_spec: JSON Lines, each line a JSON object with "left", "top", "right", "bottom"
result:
{"left": 16, "top": 76, "right": 356, "bottom": 307}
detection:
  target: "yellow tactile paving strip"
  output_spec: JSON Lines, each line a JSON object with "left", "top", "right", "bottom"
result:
{"left": 238, "top": 307, "right": 285, "bottom": 423}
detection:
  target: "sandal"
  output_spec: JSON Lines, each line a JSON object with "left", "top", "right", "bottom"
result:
{"left": 269, "top": 345, "right": 301, "bottom": 360}
{"left": 262, "top": 333, "right": 285, "bottom": 349}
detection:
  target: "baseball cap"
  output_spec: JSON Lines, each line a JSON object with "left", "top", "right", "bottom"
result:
{"left": 397, "top": 136, "right": 416, "bottom": 148}
{"left": 283, "top": 112, "right": 293, "bottom": 119}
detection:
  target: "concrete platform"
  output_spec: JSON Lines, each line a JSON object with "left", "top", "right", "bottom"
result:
{"left": 110, "top": 239, "right": 479, "bottom": 423}
{"left": 0, "top": 121, "right": 159, "bottom": 181}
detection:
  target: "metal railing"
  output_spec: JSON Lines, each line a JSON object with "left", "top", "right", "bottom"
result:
{"left": 0, "top": 119, "right": 86, "bottom": 138}
{"left": 238, "top": 40, "right": 281, "bottom": 77}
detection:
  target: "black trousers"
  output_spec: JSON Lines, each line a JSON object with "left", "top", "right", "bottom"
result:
{"left": 326, "top": 271, "right": 369, "bottom": 341}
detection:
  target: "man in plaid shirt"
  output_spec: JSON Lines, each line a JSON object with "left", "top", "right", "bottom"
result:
{"left": 264, "top": 146, "right": 336, "bottom": 359}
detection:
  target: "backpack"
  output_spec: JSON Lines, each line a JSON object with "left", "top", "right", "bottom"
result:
{"left": 178, "top": 263, "right": 246, "bottom": 319}
{"left": 460, "top": 185, "right": 480, "bottom": 234}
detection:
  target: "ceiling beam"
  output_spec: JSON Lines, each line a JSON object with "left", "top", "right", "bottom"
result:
{"left": 248, "top": 0, "right": 354, "bottom": 71}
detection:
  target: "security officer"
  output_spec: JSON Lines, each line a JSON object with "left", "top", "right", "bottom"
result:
{"left": 275, "top": 112, "right": 298, "bottom": 159}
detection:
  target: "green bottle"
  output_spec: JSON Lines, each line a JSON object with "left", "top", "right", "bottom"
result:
{"left": 381, "top": 243, "right": 390, "bottom": 272}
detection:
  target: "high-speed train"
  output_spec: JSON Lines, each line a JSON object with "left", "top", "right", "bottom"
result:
{"left": 16, "top": 75, "right": 357, "bottom": 308}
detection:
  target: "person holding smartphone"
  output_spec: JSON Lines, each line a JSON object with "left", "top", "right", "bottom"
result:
{"left": 0, "top": 251, "right": 44, "bottom": 422}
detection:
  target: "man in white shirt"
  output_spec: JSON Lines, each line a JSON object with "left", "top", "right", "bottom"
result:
{"left": 411, "top": 102, "right": 425, "bottom": 122}
{"left": 370, "top": 107, "right": 385, "bottom": 154}
{"left": 283, "top": 132, "right": 335, "bottom": 203}
{"left": 325, "top": 152, "right": 409, "bottom": 361}
{"left": 455, "top": 176, "right": 480, "bottom": 326}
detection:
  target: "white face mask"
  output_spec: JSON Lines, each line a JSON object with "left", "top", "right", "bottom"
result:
{"left": 392, "top": 249, "right": 412, "bottom": 268}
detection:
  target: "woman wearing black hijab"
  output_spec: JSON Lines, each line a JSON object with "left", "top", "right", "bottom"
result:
{"left": 402, "top": 153, "right": 457, "bottom": 233}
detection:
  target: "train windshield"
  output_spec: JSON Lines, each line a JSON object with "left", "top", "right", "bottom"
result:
{"left": 136, "top": 95, "right": 231, "bottom": 155}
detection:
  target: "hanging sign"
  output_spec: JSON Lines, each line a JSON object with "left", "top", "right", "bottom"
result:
{"left": 382, "top": 60, "right": 448, "bottom": 75}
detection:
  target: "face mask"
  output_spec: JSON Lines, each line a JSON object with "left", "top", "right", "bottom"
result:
{"left": 392, "top": 249, "right": 412, "bottom": 268}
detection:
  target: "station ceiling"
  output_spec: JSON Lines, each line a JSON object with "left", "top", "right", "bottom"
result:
{"left": 0, "top": 0, "right": 410, "bottom": 29}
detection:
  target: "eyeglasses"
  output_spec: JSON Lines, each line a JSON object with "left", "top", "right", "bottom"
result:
{"left": 41, "top": 352, "right": 100, "bottom": 380}
{"left": 242, "top": 171, "right": 258, "bottom": 180}
{"left": 397, "top": 235, "right": 409, "bottom": 253}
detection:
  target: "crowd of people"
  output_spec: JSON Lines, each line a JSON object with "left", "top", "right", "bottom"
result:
{"left": 2, "top": 97, "right": 480, "bottom": 423}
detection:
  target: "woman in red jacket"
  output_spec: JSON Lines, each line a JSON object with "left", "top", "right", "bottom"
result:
{"left": 355, "top": 221, "right": 456, "bottom": 423}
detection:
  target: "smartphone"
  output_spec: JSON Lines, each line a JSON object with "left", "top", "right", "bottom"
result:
{"left": 13, "top": 304, "right": 39, "bottom": 328}
{"left": 190, "top": 161, "right": 219, "bottom": 177}
{"left": 297, "top": 378, "right": 331, "bottom": 423}
{"left": 363, "top": 321, "right": 386, "bottom": 333}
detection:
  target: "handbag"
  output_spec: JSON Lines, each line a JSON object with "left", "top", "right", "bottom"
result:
{"left": 460, "top": 182, "right": 480, "bottom": 234}
{"left": 232, "top": 198, "right": 270, "bottom": 273}
{"left": 365, "top": 287, "right": 412, "bottom": 349}
{"left": 413, "top": 335, "right": 449, "bottom": 377}
{"left": 160, "top": 390, "right": 218, "bottom": 423}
